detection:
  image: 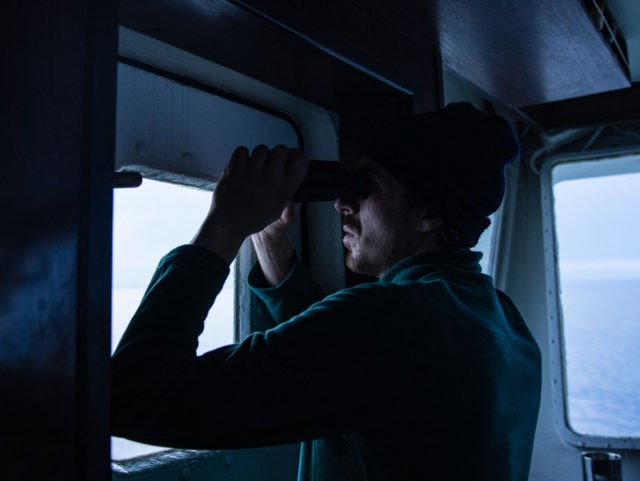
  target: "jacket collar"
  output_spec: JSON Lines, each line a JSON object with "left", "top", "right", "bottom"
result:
{"left": 380, "top": 249, "right": 483, "bottom": 283}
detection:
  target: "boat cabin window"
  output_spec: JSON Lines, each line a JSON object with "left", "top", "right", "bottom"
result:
{"left": 544, "top": 152, "right": 640, "bottom": 447}
{"left": 112, "top": 61, "right": 300, "bottom": 462}
{"left": 111, "top": 179, "right": 236, "bottom": 460}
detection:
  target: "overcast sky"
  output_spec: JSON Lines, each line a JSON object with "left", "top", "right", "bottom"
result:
{"left": 554, "top": 170, "right": 640, "bottom": 281}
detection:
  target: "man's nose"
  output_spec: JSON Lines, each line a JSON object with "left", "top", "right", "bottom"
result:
{"left": 334, "top": 194, "right": 357, "bottom": 215}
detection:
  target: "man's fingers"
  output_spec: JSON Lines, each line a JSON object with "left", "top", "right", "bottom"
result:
{"left": 269, "top": 146, "right": 309, "bottom": 198}
{"left": 251, "top": 144, "right": 269, "bottom": 156}
{"left": 226, "top": 144, "right": 308, "bottom": 203}
{"left": 231, "top": 145, "right": 250, "bottom": 161}
{"left": 228, "top": 146, "right": 250, "bottom": 173}
{"left": 268, "top": 145, "right": 289, "bottom": 178}
{"left": 281, "top": 202, "right": 299, "bottom": 225}
{"left": 250, "top": 144, "right": 270, "bottom": 164}
{"left": 287, "top": 148, "right": 311, "bottom": 190}
{"left": 210, "top": 144, "right": 310, "bottom": 239}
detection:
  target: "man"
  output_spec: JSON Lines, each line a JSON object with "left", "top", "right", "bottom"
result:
{"left": 112, "top": 102, "right": 541, "bottom": 480}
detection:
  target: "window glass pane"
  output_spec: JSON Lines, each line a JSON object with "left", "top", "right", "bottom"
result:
{"left": 111, "top": 179, "right": 235, "bottom": 460}
{"left": 475, "top": 211, "right": 498, "bottom": 274}
{"left": 552, "top": 157, "right": 640, "bottom": 438}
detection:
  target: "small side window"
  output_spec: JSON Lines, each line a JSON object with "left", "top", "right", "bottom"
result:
{"left": 112, "top": 60, "right": 300, "bottom": 462}
{"left": 111, "top": 179, "right": 235, "bottom": 460}
{"left": 475, "top": 211, "right": 499, "bottom": 274}
{"left": 543, "top": 151, "right": 640, "bottom": 448}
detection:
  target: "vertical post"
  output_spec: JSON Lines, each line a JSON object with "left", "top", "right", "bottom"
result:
{"left": 1, "top": 1, "right": 118, "bottom": 480}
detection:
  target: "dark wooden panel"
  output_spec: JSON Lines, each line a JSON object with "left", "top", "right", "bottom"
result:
{"left": 119, "top": 0, "right": 428, "bottom": 114}
{"left": 438, "top": 0, "right": 630, "bottom": 106}
{"left": 521, "top": 82, "right": 640, "bottom": 130}
{"left": 234, "top": 0, "right": 440, "bottom": 110}
{"left": 1, "top": 1, "right": 117, "bottom": 479}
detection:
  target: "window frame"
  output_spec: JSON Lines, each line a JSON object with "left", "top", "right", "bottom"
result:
{"left": 111, "top": 59, "right": 302, "bottom": 470}
{"left": 112, "top": 27, "right": 339, "bottom": 475}
{"left": 540, "top": 145, "right": 640, "bottom": 450}
{"left": 479, "top": 207, "right": 504, "bottom": 278}
{"left": 110, "top": 165, "right": 248, "bottom": 471}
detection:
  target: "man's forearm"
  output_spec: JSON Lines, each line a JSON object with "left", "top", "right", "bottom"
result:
{"left": 251, "top": 231, "right": 295, "bottom": 287}
{"left": 111, "top": 245, "right": 230, "bottom": 443}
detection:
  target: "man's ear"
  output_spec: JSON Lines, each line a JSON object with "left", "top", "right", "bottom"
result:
{"left": 416, "top": 215, "right": 444, "bottom": 233}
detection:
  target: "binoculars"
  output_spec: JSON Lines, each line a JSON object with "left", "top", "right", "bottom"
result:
{"left": 293, "top": 161, "right": 368, "bottom": 202}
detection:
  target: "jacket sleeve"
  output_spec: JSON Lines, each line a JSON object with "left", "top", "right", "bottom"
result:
{"left": 111, "top": 244, "right": 382, "bottom": 450}
{"left": 248, "top": 257, "right": 325, "bottom": 324}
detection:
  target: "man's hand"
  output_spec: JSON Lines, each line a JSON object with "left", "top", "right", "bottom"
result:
{"left": 251, "top": 203, "right": 298, "bottom": 286}
{"left": 192, "top": 145, "right": 310, "bottom": 263}
{"left": 255, "top": 202, "right": 298, "bottom": 241}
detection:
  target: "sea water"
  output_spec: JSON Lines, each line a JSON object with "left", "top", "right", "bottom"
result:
{"left": 561, "top": 279, "right": 640, "bottom": 437}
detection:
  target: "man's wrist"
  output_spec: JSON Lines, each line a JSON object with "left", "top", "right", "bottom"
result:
{"left": 251, "top": 231, "right": 293, "bottom": 260}
{"left": 191, "top": 214, "right": 246, "bottom": 264}
{"left": 251, "top": 230, "right": 295, "bottom": 286}
{"left": 252, "top": 229, "right": 286, "bottom": 246}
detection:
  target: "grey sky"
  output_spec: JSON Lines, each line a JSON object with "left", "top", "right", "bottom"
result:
{"left": 554, "top": 171, "right": 640, "bottom": 280}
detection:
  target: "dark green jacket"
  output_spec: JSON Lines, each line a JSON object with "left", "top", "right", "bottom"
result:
{"left": 112, "top": 245, "right": 541, "bottom": 481}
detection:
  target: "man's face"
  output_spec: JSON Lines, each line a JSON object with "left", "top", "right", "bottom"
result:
{"left": 334, "top": 156, "right": 428, "bottom": 278}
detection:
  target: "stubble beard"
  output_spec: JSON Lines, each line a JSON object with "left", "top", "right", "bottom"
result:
{"left": 343, "top": 219, "right": 383, "bottom": 278}
{"left": 344, "top": 244, "right": 379, "bottom": 278}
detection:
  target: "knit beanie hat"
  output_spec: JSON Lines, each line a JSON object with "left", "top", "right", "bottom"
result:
{"left": 361, "top": 102, "right": 520, "bottom": 242}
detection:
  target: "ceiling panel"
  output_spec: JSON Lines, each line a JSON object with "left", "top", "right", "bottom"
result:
{"left": 437, "top": 0, "right": 631, "bottom": 106}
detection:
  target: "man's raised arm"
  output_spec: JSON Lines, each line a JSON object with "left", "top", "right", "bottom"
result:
{"left": 191, "top": 144, "right": 309, "bottom": 263}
